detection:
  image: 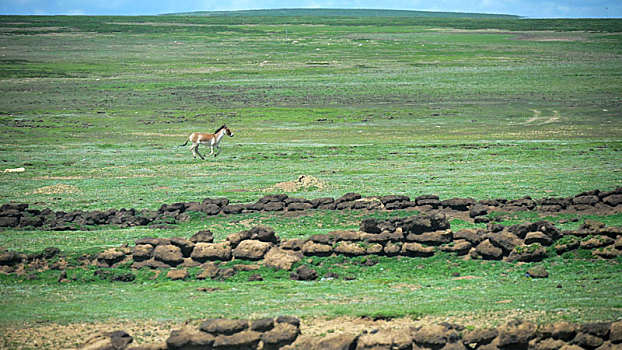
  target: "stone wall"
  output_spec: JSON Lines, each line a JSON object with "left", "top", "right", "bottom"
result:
{"left": 1, "top": 188, "right": 620, "bottom": 231}
{"left": 2, "top": 213, "right": 620, "bottom": 279}
{"left": 82, "top": 318, "right": 622, "bottom": 350}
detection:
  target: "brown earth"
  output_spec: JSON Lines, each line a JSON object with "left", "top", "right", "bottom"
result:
{"left": 0, "top": 311, "right": 561, "bottom": 350}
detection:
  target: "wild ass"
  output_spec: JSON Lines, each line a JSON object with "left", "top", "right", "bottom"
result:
{"left": 181, "top": 124, "right": 234, "bottom": 159}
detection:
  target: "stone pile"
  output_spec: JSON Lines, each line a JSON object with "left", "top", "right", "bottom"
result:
{"left": 82, "top": 318, "right": 622, "bottom": 350}
{"left": 1, "top": 188, "right": 620, "bottom": 230}
{"left": 2, "top": 214, "right": 621, "bottom": 278}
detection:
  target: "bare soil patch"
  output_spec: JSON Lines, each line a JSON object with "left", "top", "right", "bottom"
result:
{"left": 265, "top": 175, "right": 328, "bottom": 192}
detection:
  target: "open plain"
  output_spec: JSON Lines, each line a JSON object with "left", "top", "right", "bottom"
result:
{"left": 0, "top": 10, "right": 621, "bottom": 349}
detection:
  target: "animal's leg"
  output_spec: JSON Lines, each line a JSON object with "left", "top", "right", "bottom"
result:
{"left": 214, "top": 145, "right": 222, "bottom": 157}
{"left": 190, "top": 144, "right": 198, "bottom": 158}
{"left": 195, "top": 144, "right": 205, "bottom": 160}
{"left": 207, "top": 145, "right": 215, "bottom": 156}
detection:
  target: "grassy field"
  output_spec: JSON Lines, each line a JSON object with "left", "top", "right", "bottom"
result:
{"left": 0, "top": 10, "right": 621, "bottom": 346}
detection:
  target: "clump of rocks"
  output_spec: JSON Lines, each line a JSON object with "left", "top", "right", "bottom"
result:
{"left": 80, "top": 318, "right": 622, "bottom": 350}
{"left": 2, "top": 215, "right": 621, "bottom": 278}
{"left": 2, "top": 188, "right": 621, "bottom": 231}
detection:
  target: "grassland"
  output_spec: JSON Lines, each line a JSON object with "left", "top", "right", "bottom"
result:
{"left": 0, "top": 10, "right": 621, "bottom": 348}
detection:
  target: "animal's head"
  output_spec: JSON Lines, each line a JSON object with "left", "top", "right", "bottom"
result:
{"left": 222, "top": 124, "right": 234, "bottom": 137}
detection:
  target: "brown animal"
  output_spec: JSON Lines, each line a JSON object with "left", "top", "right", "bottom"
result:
{"left": 181, "top": 124, "right": 234, "bottom": 159}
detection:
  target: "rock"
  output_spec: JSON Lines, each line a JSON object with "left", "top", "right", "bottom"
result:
{"left": 581, "top": 236, "right": 614, "bottom": 249}
{"left": 526, "top": 265, "right": 549, "bottom": 278}
{"left": 507, "top": 243, "right": 547, "bottom": 262}
{"left": 332, "top": 230, "right": 362, "bottom": 242}
{"left": 360, "top": 218, "right": 381, "bottom": 234}
{"left": 530, "top": 338, "right": 567, "bottom": 350}
{"left": 314, "top": 332, "right": 357, "bottom": 350}
{"left": 406, "top": 229, "right": 452, "bottom": 246}
{"left": 190, "top": 242, "right": 232, "bottom": 262}
{"left": 441, "top": 197, "right": 475, "bottom": 211}
{"left": 487, "top": 231, "right": 522, "bottom": 253}
{"left": 357, "top": 329, "right": 412, "bottom": 350}
{"left": 439, "top": 240, "right": 472, "bottom": 255}
{"left": 593, "top": 246, "right": 622, "bottom": 259}
{"left": 383, "top": 242, "right": 402, "bottom": 256}
{"left": 232, "top": 240, "right": 272, "bottom": 260}
{"left": 301, "top": 241, "right": 333, "bottom": 256}
{"left": 264, "top": 202, "right": 285, "bottom": 212}
{"left": 291, "top": 265, "right": 318, "bottom": 281}
{"left": 276, "top": 316, "right": 301, "bottom": 328}
{"left": 250, "top": 318, "right": 274, "bottom": 332}
{"left": 401, "top": 242, "right": 435, "bottom": 257}
{"left": 200, "top": 318, "right": 248, "bottom": 335}
{"left": 610, "top": 321, "right": 622, "bottom": 343}
{"left": 263, "top": 247, "right": 302, "bottom": 271}
{"left": 401, "top": 215, "right": 435, "bottom": 234}
{"left": 454, "top": 229, "right": 486, "bottom": 245}
{"left": 580, "top": 322, "right": 611, "bottom": 338}
{"left": 261, "top": 322, "right": 300, "bottom": 350}
{"left": 573, "top": 195, "right": 600, "bottom": 205}
{"left": 574, "top": 332, "right": 604, "bottom": 348}
{"left": 334, "top": 241, "right": 367, "bottom": 256}
{"left": 80, "top": 330, "right": 133, "bottom": 350}
{"left": 190, "top": 230, "right": 214, "bottom": 243}
{"left": 555, "top": 238, "right": 581, "bottom": 254}
{"left": 213, "top": 331, "right": 262, "bottom": 349}
{"left": 97, "top": 248, "right": 127, "bottom": 267}
{"left": 152, "top": 245, "right": 184, "bottom": 266}
{"left": 280, "top": 239, "right": 306, "bottom": 251}
{"left": 226, "top": 231, "right": 252, "bottom": 247}
{"left": 412, "top": 325, "right": 450, "bottom": 347}
{"left": 462, "top": 328, "right": 497, "bottom": 347}
{"left": 524, "top": 231, "right": 554, "bottom": 246}
{"left": 310, "top": 197, "right": 334, "bottom": 208}
{"left": 170, "top": 237, "right": 195, "bottom": 257}
{"left": 248, "top": 226, "right": 279, "bottom": 244}
{"left": 309, "top": 234, "right": 334, "bottom": 245}
{"left": 475, "top": 239, "right": 503, "bottom": 260}
{"left": 336, "top": 192, "right": 362, "bottom": 204}
{"left": 222, "top": 204, "right": 245, "bottom": 214}
{"left": 498, "top": 320, "right": 537, "bottom": 347}
{"left": 0, "top": 251, "right": 22, "bottom": 266}
{"left": 132, "top": 244, "right": 153, "bottom": 262}
{"left": 166, "top": 268, "right": 189, "bottom": 280}
{"left": 195, "top": 262, "right": 220, "bottom": 280}
{"left": 469, "top": 205, "right": 489, "bottom": 218}
{"left": 603, "top": 194, "right": 622, "bottom": 207}
{"left": 248, "top": 273, "right": 263, "bottom": 281}
{"left": 165, "top": 327, "right": 214, "bottom": 349}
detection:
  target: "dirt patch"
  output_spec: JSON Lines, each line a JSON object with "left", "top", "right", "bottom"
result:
{"left": 27, "top": 184, "right": 80, "bottom": 195}
{"left": 0, "top": 319, "right": 181, "bottom": 350}
{"left": 266, "top": 175, "right": 328, "bottom": 192}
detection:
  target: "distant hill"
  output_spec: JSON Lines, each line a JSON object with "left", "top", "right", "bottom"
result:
{"left": 165, "top": 8, "right": 519, "bottom": 19}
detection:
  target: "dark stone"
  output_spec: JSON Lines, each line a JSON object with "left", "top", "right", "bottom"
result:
{"left": 526, "top": 265, "right": 549, "bottom": 278}
{"left": 475, "top": 239, "right": 503, "bottom": 260}
{"left": 603, "top": 194, "right": 622, "bottom": 207}
{"left": 213, "top": 331, "right": 262, "bottom": 349}
{"left": 310, "top": 197, "right": 334, "bottom": 208}
{"left": 580, "top": 323, "right": 611, "bottom": 338}
{"left": 336, "top": 192, "right": 361, "bottom": 204}
{"left": 360, "top": 218, "right": 381, "bottom": 234}
{"left": 202, "top": 197, "right": 229, "bottom": 208}
{"left": 0, "top": 251, "right": 21, "bottom": 266}
{"left": 248, "top": 226, "right": 278, "bottom": 243}
{"left": 250, "top": 318, "right": 274, "bottom": 332}
{"left": 202, "top": 204, "right": 222, "bottom": 215}
{"left": 200, "top": 318, "right": 248, "bottom": 335}
{"left": 190, "top": 230, "right": 214, "bottom": 243}
{"left": 454, "top": 229, "right": 485, "bottom": 245}
{"left": 287, "top": 202, "right": 313, "bottom": 211}
{"left": 153, "top": 245, "right": 184, "bottom": 266}
{"left": 275, "top": 316, "right": 301, "bottom": 328}
{"left": 170, "top": 237, "right": 195, "bottom": 257}
{"left": 487, "top": 231, "right": 522, "bottom": 253}
{"left": 309, "top": 234, "right": 333, "bottom": 245}
{"left": 222, "top": 204, "right": 245, "bottom": 214}
{"left": 441, "top": 197, "right": 476, "bottom": 211}
{"left": 263, "top": 202, "right": 285, "bottom": 212}
{"left": 261, "top": 323, "right": 299, "bottom": 350}
{"left": 573, "top": 195, "right": 600, "bottom": 205}
{"left": 470, "top": 205, "right": 489, "bottom": 218}
{"left": 291, "top": 265, "right": 318, "bottom": 281}
{"left": 497, "top": 320, "right": 537, "bottom": 347}
{"left": 379, "top": 195, "right": 410, "bottom": 204}
{"left": 167, "top": 327, "right": 215, "bottom": 350}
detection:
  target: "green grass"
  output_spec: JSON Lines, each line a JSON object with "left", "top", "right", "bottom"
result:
{"left": 0, "top": 254, "right": 620, "bottom": 326}
{"left": 0, "top": 12, "right": 621, "bottom": 330}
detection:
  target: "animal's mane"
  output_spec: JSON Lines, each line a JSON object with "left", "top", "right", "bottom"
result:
{"left": 213, "top": 125, "right": 226, "bottom": 133}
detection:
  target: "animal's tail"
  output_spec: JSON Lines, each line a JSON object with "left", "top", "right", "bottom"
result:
{"left": 180, "top": 139, "right": 189, "bottom": 146}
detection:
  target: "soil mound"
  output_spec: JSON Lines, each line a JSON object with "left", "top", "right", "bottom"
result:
{"left": 266, "top": 175, "right": 327, "bottom": 192}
